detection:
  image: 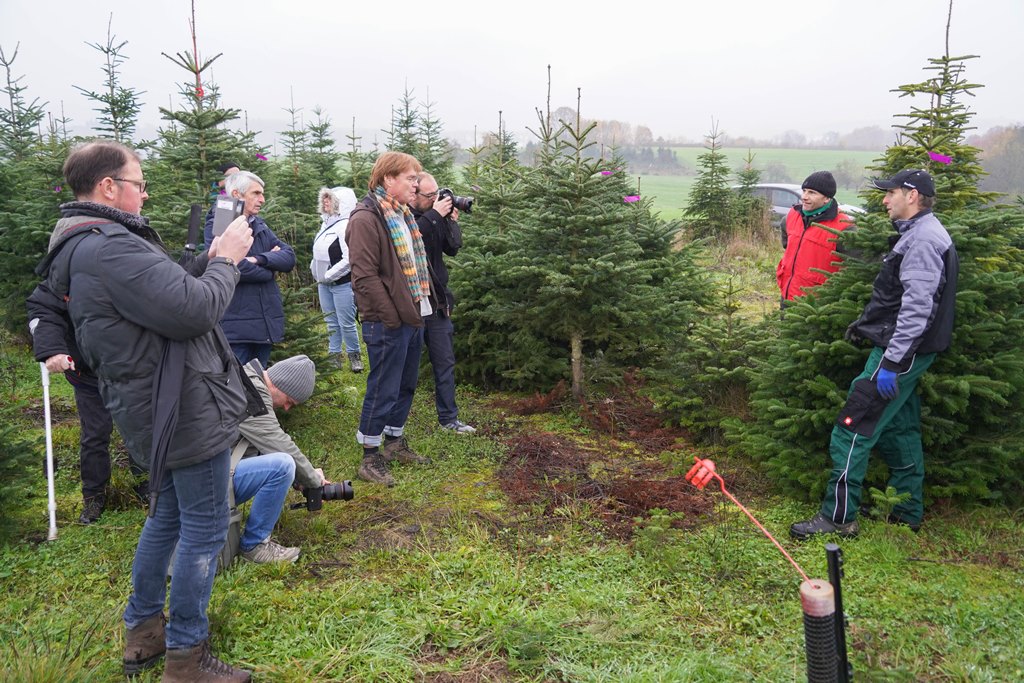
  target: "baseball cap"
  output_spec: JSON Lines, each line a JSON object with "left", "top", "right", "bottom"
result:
{"left": 872, "top": 169, "right": 935, "bottom": 197}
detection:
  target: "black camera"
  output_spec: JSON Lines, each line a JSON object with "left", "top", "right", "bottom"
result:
{"left": 291, "top": 480, "right": 354, "bottom": 511}
{"left": 437, "top": 188, "right": 474, "bottom": 214}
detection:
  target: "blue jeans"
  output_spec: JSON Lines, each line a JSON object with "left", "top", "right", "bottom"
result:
{"left": 318, "top": 281, "right": 360, "bottom": 354}
{"left": 231, "top": 342, "right": 271, "bottom": 368}
{"left": 123, "top": 448, "right": 230, "bottom": 649}
{"left": 357, "top": 321, "right": 423, "bottom": 447}
{"left": 233, "top": 452, "right": 296, "bottom": 550}
{"left": 423, "top": 312, "right": 459, "bottom": 424}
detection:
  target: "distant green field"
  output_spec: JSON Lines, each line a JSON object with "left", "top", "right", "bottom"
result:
{"left": 634, "top": 147, "right": 881, "bottom": 220}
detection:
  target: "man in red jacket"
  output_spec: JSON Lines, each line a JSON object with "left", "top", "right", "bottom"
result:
{"left": 776, "top": 171, "right": 853, "bottom": 303}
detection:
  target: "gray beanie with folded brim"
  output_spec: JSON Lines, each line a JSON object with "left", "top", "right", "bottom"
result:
{"left": 266, "top": 355, "right": 316, "bottom": 403}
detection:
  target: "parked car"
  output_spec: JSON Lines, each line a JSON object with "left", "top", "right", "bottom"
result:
{"left": 732, "top": 183, "right": 864, "bottom": 246}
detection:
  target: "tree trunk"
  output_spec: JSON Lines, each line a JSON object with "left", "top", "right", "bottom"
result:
{"left": 570, "top": 331, "right": 584, "bottom": 403}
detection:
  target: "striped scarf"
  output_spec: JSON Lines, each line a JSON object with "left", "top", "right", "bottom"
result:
{"left": 372, "top": 186, "right": 431, "bottom": 305}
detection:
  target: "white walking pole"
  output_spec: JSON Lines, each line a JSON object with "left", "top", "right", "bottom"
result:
{"left": 41, "top": 360, "right": 58, "bottom": 541}
{"left": 28, "top": 318, "right": 58, "bottom": 541}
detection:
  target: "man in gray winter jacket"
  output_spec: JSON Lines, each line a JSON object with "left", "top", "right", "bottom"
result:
{"left": 791, "top": 169, "right": 958, "bottom": 540}
{"left": 32, "top": 140, "right": 255, "bottom": 682}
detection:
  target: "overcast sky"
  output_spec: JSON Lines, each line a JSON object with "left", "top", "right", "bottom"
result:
{"left": 1, "top": 0, "right": 1021, "bottom": 150}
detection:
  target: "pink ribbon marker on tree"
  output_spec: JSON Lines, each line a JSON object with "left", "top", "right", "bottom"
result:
{"left": 623, "top": 195, "right": 640, "bottom": 203}
{"left": 256, "top": 153, "right": 268, "bottom": 161}
{"left": 928, "top": 151, "right": 952, "bottom": 164}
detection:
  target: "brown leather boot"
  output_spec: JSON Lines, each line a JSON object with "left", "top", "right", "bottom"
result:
{"left": 162, "top": 639, "right": 251, "bottom": 682}
{"left": 123, "top": 612, "right": 166, "bottom": 676}
{"left": 382, "top": 436, "right": 431, "bottom": 464}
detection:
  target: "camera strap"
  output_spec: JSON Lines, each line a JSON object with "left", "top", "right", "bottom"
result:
{"left": 147, "top": 339, "right": 187, "bottom": 518}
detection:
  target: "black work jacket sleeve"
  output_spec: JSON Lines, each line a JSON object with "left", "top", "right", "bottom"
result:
{"left": 25, "top": 280, "right": 72, "bottom": 362}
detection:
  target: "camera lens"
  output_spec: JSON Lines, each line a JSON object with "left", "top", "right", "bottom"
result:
{"left": 322, "top": 481, "right": 354, "bottom": 501}
{"left": 437, "top": 188, "right": 473, "bottom": 214}
{"left": 453, "top": 196, "right": 474, "bottom": 214}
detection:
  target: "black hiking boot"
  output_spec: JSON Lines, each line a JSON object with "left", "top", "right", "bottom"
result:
{"left": 79, "top": 494, "right": 105, "bottom": 524}
{"left": 790, "top": 512, "right": 859, "bottom": 540}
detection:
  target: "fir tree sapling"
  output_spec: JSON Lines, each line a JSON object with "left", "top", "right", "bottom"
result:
{"left": 144, "top": 36, "right": 261, "bottom": 251}
{"left": 685, "top": 121, "right": 736, "bottom": 242}
{"left": 0, "top": 44, "right": 58, "bottom": 332}
{"left": 73, "top": 16, "right": 144, "bottom": 144}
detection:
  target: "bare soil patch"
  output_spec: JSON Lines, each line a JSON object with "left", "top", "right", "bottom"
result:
{"left": 493, "top": 378, "right": 715, "bottom": 539}
{"left": 496, "top": 432, "right": 712, "bottom": 539}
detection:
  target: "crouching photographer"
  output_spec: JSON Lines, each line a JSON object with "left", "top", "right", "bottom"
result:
{"left": 232, "top": 355, "right": 351, "bottom": 563}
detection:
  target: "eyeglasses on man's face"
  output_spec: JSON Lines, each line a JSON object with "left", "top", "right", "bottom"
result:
{"left": 113, "top": 177, "right": 148, "bottom": 193}
{"left": 417, "top": 190, "right": 438, "bottom": 199}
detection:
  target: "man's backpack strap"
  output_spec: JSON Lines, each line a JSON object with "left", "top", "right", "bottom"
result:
{"left": 34, "top": 224, "right": 106, "bottom": 277}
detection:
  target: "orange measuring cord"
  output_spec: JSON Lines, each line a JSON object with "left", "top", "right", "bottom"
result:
{"left": 685, "top": 456, "right": 813, "bottom": 585}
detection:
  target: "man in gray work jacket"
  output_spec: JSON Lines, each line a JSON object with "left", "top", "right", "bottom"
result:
{"left": 791, "top": 169, "right": 958, "bottom": 540}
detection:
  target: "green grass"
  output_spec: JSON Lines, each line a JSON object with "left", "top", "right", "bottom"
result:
{"left": 631, "top": 147, "right": 881, "bottom": 220}
{"left": 2, "top": 336, "right": 1022, "bottom": 680}
{"left": 664, "top": 146, "right": 882, "bottom": 183}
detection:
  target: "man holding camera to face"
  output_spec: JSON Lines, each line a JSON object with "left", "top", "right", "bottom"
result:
{"left": 411, "top": 172, "right": 476, "bottom": 434}
{"left": 232, "top": 354, "right": 334, "bottom": 563}
{"left": 32, "top": 139, "right": 255, "bottom": 681}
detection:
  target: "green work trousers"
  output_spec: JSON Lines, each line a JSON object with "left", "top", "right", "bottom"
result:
{"left": 821, "top": 347, "right": 935, "bottom": 526}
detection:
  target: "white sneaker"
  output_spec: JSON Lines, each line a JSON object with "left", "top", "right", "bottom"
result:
{"left": 240, "top": 538, "right": 300, "bottom": 564}
{"left": 441, "top": 420, "right": 476, "bottom": 434}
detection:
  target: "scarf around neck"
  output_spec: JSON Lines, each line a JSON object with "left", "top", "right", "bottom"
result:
{"left": 372, "top": 186, "right": 431, "bottom": 305}
{"left": 58, "top": 200, "right": 167, "bottom": 253}
{"left": 801, "top": 199, "right": 833, "bottom": 219}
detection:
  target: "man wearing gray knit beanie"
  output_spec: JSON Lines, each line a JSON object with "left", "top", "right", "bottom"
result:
{"left": 230, "top": 355, "right": 334, "bottom": 564}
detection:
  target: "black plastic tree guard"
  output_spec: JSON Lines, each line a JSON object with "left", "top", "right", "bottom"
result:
{"left": 826, "top": 542, "right": 852, "bottom": 682}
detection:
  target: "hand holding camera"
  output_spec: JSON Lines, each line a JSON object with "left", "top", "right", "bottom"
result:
{"left": 209, "top": 216, "right": 253, "bottom": 264}
{"left": 433, "top": 193, "right": 454, "bottom": 218}
{"left": 436, "top": 188, "right": 474, "bottom": 215}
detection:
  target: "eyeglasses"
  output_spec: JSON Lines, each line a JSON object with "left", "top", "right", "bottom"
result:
{"left": 113, "top": 177, "right": 148, "bottom": 193}
{"left": 417, "top": 190, "right": 438, "bottom": 199}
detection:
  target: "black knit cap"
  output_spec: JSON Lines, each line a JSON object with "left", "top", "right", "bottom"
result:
{"left": 801, "top": 171, "right": 837, "bottom": 199}
{"left": 216, "top": 161, "right": 240, "bottom": 174}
